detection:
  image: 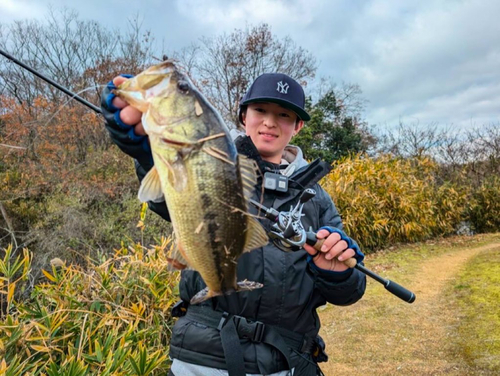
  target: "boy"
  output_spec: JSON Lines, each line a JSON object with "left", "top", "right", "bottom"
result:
{"left": 101, "top": 71, "right": 366, "bottom": 376}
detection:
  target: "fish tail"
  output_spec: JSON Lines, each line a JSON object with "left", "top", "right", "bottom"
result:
{"left": 190, "top": 287, "right": 221, "bottom": 305}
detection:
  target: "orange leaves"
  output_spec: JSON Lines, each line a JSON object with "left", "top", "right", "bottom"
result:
{"left": 0, "top": 92, "right": 124, "bottom": 204}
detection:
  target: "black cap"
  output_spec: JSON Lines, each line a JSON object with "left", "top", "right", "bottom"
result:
{"left": 239, "top": 73, "right": 310, "bottom": 121}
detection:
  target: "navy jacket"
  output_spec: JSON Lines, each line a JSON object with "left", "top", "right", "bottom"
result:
{"left": 101, "top": 84, "right": 366, "bottom": 375}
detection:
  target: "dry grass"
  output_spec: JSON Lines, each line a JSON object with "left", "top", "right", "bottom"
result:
{"left": 318, "top": 234, "right": 500, "bottom": 376}
{"left": 0, "top": 240, "right": 180, "bottom": 375}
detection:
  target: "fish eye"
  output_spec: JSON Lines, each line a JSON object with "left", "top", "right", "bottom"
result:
{"left": 177, "top": 81, "right": 189, "bottom": 92}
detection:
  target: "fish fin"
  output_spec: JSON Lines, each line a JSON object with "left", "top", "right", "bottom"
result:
{"left": 190, "top": 288, "right": 222, "bottom": 305}
{"left": 166, "top": 248, "right": 193, "bottom": 271}
{"left": 190, "top": 280, "right": 264, "bottom": 304}
{"left": 237, "top": 154, "right": 268, "bottom": 252}
{"left": 243, "top": 216, "right": 269, "bottom": 253}
{"left": 237, "top": 154, "right": 260, "bottom": 206}
{"left": 235, "top": 280, "right": 263, "bottom": 291}
{"left": 138, "top": 166, "right": 164, "bottom": 202}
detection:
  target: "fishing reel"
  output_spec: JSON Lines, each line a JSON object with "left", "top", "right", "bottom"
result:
{"left": 249, "top": 189, "right": 417, "bottom": 304}
{"left": 250, "top": 188, "right": 317, "bottom": 251}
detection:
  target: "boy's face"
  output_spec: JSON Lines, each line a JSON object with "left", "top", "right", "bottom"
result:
{"left": 242, "top": 102, "right": 304, "bottom": 164}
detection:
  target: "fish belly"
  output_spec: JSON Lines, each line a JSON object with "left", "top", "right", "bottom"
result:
{"left": 159, "top": 150, "right": 247, "bottom": 293}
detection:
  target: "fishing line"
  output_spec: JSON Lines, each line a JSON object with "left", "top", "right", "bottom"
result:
{"left": 0, "top": 48, "right": 102, "bottom": 114}
{"left": 40, "top": 84, "right": 107, "bottom": 128}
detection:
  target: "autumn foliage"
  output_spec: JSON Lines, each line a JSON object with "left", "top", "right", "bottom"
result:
{"left": 0, "top": 94, "right": 171, "bottom": 279}
{"left": 1, "top": 95, "right": 108, "bottom": 189}
{"left": 322, "top": 154, "right": 469, "bottom": 251}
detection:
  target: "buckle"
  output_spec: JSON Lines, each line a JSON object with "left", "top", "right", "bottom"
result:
{"left": 234, "top": 316, "right": 265, "bottom": 342}
{"left": 217, "top": 312, "right": 230, "bottom": 331}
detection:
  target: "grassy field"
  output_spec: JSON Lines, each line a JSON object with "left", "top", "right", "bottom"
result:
{"left": 318, "top": 233, "right": 500, "bottom": 375}
{"left": 450, "top": 243, "right": 500, "bottom": 371}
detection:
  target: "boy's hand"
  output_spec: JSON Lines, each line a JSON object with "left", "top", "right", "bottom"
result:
{"left": 111, "top": 76, "right": 146, "bottom": 136}
{"left": 303, "top": 229, "right": 356, "bottom": 272}
{"left": 100, "top": 74, "right": 153, "bottom": 166}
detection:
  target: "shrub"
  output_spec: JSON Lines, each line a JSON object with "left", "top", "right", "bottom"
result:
{"left": 0, "top": 238, "right": 180, "bottom": 375}
{"left": 432, "top": 182, "right": 469, "bottom": 236}
{"left": 322, "top": 154, "right": 468, "bottom": 251}
{"left": 0, "top": 144, "right": 173, "bottom": 279}
{"left": 468, "top": 176, "right": 500, "bottom": 233}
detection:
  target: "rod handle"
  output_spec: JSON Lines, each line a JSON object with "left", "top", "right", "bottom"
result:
{"left": 384, "top": 280, "right": 416, "bottom": 303}
{"left": 307, "top": 235, "right": 357, "bottom": 268}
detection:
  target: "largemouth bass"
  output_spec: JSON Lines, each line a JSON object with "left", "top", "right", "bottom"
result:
{"left": 113, "top": 61, "right": 268, "bottom": 304}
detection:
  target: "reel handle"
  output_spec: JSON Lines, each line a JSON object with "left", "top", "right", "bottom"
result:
{"left": 299, "top": 188, "right": 316, "bottom": 203}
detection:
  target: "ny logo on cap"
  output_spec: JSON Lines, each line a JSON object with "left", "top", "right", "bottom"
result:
{"left": 276, "top": 81, "right": 289, "bottom": 94}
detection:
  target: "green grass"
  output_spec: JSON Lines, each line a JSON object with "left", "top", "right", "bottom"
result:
{"left": 449, "top": 242, "right": 500, "bottom": 372}
{"left": 319, "top": 233, "right": 500, "bottom": 375}
{"left": 359, "top": 233, "right": 500, "bottom": 289}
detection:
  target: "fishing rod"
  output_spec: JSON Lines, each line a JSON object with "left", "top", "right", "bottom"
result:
{"left": 0, "top": 48, "right": 102, "bottom": 114}
{"left": 250, "top": 189, "right": 416, "bottom": 304}
{"left": 1, "top": 49, "right": 416, "bottom": 304}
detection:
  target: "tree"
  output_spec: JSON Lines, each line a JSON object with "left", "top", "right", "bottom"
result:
{"left": 0, "top": 9, "right": 156, "bottom": 110}
{"left": 293, "top": 83, "right": 371, "bottom": 164}
{"left": 0, "top": 8, "right": 159, "bottom": 181}
{"left": 0, "top": 9, "right": 160, "bottom": 259}
{"left": 376, "top": 120, "right": 447, "bottom": 159}
{"left": 176, "top": 23, "right": 317, "bottom": 126}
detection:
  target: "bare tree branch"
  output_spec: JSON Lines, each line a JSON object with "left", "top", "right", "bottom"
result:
{"left": 176, "top": 24, "right": 317, "bottom": 127}
{"left": 0, "top": 202, "right": 17, "bottom": 249}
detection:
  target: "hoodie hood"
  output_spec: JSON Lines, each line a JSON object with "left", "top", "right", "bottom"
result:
{"left": 229, "top": 128, "right": 308, "bottom": 177}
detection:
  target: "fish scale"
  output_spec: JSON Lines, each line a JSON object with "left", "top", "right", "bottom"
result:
{"left": 164, "top": 142, "right": 246, "bottom": 291}
{"left": 113, "top": 61, "right": 269, "bottom": 304}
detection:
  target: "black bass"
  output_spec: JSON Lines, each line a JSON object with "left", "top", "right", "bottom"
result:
{"left": 113, "top": 61, "right": 268, "bottom": 304}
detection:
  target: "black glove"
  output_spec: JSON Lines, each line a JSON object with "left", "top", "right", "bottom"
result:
{"left": 100, "top": 74, "right": 154, "bottom": 169}
{"left": 101, "top": 75, "right": 171, "bottom": 222}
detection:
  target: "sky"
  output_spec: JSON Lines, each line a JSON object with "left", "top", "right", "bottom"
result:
{"left": 1, "top": 0, "right": 499, "bottom": 131}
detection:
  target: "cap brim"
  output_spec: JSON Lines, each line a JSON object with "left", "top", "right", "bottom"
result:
{"left": 240, "top": 97, "right": 310, "bottom": 121}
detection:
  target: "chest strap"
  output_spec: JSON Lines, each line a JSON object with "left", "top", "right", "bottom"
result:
{"left": 185, "top": 305, "right": 316, "bottom": 376}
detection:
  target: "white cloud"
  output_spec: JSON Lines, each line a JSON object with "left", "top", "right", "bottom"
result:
{"left": 176, "top": 0, "right": 317, "bottom": 28}
{"left": 1, "top": 0, "right": 498, "bottom": 130}
{"left": 342, "top": 0, "right": 500, "bottom": 127}
{"left": 0, "top": 0, "right": 45, "bottom": 21}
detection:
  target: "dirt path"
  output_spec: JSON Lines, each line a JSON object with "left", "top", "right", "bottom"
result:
{"left": 318, "top": 242, "right": 500, "bottom": 376}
